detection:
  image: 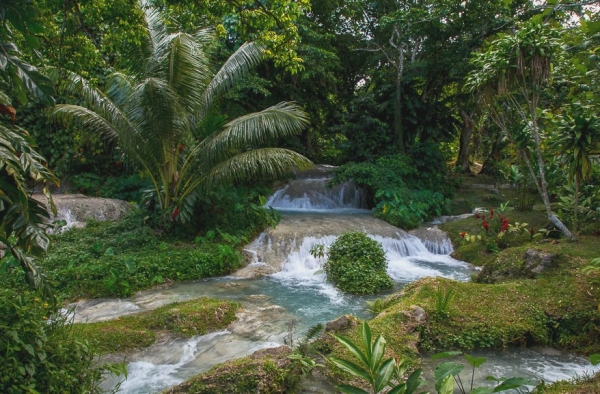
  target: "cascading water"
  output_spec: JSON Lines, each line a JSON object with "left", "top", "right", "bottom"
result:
{"left": 83, "top": 167, "right": 596, "bottom": 393}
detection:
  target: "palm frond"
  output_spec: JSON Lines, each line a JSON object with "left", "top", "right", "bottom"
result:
{"left": 156, "top": 32, "right": 212, "bottom": 112}
{"left": 139, "top": 0, "right": 168, "bottom": 57}
{"left": 54, "top": 69, "right": 136, "bottom": 135}
{"left": 126, "top": 77, "right": 185, "bottom": 144}
{"left": 106, "top": 72, "right": 135, "bottom": 107}
{"left": 197, "top": 148, "right": 312, "bottom": 195}
{"left": 199, "top": 102, "right": 310, "bottom": 166}
{"left": 199, "top": 41, "right": 265, "bottom": 116}
{"left": 50, "top": 104, "right": 121, "bottom": 141}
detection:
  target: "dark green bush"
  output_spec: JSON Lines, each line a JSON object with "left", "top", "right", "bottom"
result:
{"left": 330, "top": 148, "right": 453, "bottom": 229}
{"left": 374, "top": 188, "right": 448, "bottom": 229}
{"left": 324, "top": 232, "right": 393, "bottom": 294}
{"left": 0, "top": 287, "right": 116, "bottom": 393}
{"left": 70, "top": 172, "right": 152, "bottom": 202}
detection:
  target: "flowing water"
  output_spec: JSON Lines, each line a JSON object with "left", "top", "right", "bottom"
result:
{"left": 76, "top": 168, "right": 597, "bottom": 393}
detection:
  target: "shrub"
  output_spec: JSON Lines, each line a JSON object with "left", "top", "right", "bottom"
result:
{"left": 324, "top": 232, "right": 393, "bottom": 294}
{"left": 374, "top": 188, "right": 448, "bottom": 229}
{"left": 0, "top": 287, "right": 119, "bottom": 393}
{"left": 331, "top": 151, "right": 453, "bottom": 229}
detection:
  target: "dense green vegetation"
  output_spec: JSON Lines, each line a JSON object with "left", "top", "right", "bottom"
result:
{"left": 321, "top": 232, "right": 393, "bottom": 294}
{"left": 0, "top": 286, "right": 122, "bottom": 393}
{"left": 37, "top": 195, "right": 277, "bottom": 300}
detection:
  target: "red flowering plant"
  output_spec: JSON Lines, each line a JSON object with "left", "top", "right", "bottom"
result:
{"left": 461, "top": 202, "right": 531, "bottom": 252}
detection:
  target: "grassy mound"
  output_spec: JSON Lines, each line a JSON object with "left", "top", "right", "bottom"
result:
{"left": 77, "top": 298, "right": 239, "bottom": 352}
{"left": 164, "top": 347, "right": 298, "bottom": 394}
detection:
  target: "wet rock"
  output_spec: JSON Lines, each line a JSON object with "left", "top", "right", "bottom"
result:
{"left": 325, "top": 315, "right": 357, "bottom": 332}
{"left": 219, "top": 282, "right": 242, "bottom": 288}
{"left": 244, "top": 294, "right": 272, "bottom": 302}
{"left": 409, "top": 226, "right": 453, "bottom": 254}
{"left": 232, "top": 263, "right": 278, "bottom": 279}
{"left": 34, "top": 194, "right": 130, "bottom": 225}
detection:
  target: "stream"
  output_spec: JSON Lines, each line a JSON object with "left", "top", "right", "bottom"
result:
{"left": 65, "top": 168, "right": 598, "bottom": 393}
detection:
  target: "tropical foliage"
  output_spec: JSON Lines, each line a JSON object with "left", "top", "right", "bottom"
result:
{"left": 51, "top": 0, "right": 312, "bottom": 223}
{"left": 318, "top": 232, "right": 393, "bottom": 295}
{"left": 0, "top": 0, "right": 58, "bottom": 299}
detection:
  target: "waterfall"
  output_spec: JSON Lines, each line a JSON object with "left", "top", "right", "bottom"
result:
{"left": 265, "top": 176, "right": 368, "bottom": 212}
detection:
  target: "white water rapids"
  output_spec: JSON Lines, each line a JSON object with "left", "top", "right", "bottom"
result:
{"left": 66, "top": 168, "right": 598, "bottom": 393}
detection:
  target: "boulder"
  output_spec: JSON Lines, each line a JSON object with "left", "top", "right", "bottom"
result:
{"left": 401, "top": 305, "right": 427, "bottom": 332}
{"left": 34, "top": 194, "right": 130, "bottom": 229}
{"left": 477, "top": 248, "right": 558, "bottom": 283}
{"left": 325, "top": 315, "right": 357, "bottom": 333}
{"left": 523, "top": 249, "right": 556, "bottom": 275}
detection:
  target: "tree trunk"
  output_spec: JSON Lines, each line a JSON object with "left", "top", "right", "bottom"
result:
{"left": 456, "top": 111, "right": 474, "bottom": 173}
{"left": 520, "top": 148, "right": 573, "bottom": 239}
{"left": 479, "top": 130, "right": 504, "bottom": 175}
{"left": 573, "top": 174, "right": 579, "bottom": 240}
{"left": 394, "top": 44, "right": 405, "bottom": 154}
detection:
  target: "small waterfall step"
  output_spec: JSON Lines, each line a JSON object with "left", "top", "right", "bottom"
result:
{"left": 266, "top": 165, "right": 368, "bottom": 212}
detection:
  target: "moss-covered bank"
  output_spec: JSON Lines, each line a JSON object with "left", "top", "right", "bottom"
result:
{"left": 312, "top": 207, "right": 600, "bottom": 390}
{"left": 77, "top": 298, "right": 239, "bottom": 352}
{"left": 534, "top": 373, "right": 600, "bottom": 393}
{"left": 163, "top": 347, "right": 298, "bottom": 394}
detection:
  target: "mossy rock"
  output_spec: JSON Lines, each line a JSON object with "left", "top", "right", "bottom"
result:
{"left": 476, "top": 247, "right": 559, "bottom": 283}
{"left": 77, "top": 297, "right": 239, "bottom": 352}
{"left": 164, "top": 346, "right": 298, "bottom": 394}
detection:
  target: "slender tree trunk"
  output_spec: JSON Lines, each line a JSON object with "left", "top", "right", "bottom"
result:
{"left": 573, "top": 174, "right": 580, "bottom": 240}
{"left": 457, "top": 111, "right": 474, "bottom": 173}
{"left": 520, "top": 148, "right": 573, "bottom": 239}
{"left": 532, "top": 106, "right": 573, "bottom": 238}
{"left": 394, "top": 44, "right": 405, "bottom": 154}
{"left": 480, "top": 130, "right": 504, "bottom": 175}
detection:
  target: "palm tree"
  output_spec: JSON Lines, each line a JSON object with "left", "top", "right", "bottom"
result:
{"left": 51, "top": 0, "right": 312, "bottom": 222}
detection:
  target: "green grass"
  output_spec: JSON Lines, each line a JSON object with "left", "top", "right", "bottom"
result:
{"left": 39, "top": 209, "right": 247, "bottom": 301}
{"left": 76, "top": 297, "right": 240, "bottom": 353}
{"left": 440, "top": 208, "right": 554, "bottom": 265}
{"left": 534, "top": 373, "right": 600, "bottom": 393}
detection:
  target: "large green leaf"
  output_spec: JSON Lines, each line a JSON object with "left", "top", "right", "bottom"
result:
{"left": 492, "top": 377, "right": 531, "bottom": 392}
{"left": 0, "top": 43, "right": 55, "bottom": 105}
{"left": 437, "top": 375, "right": 455, "bottom": 394}
{"left": 374, "top": 358, "right": 395, "bottom": 392}
{"left": 328, "top": 357, "right": 372, "bottom": 382}
{"left": 404, "top": 367, "right": 424, "bottom": 394}
{"left": 431, "top": 351, "right": 462, "bottom": 360}
{"left": 329, "top": 333, "right": 369, "bottom": 367}
{"left": 465, "top": 354, "right": 487, "bottom": 368}
{"left": 336, "top": 385, "right": 370, "bottom": 394}
{"left": 434, "top": 362, "right": 464, "bottom": 391}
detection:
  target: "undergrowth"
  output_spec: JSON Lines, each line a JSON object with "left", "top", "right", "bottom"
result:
{"left": 39, "top": 207, "right": 260, "bottom": 300}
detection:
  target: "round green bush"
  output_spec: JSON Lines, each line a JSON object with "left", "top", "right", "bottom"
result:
{"left": 324, "top": 232, "right": 393, "bottom": 294}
